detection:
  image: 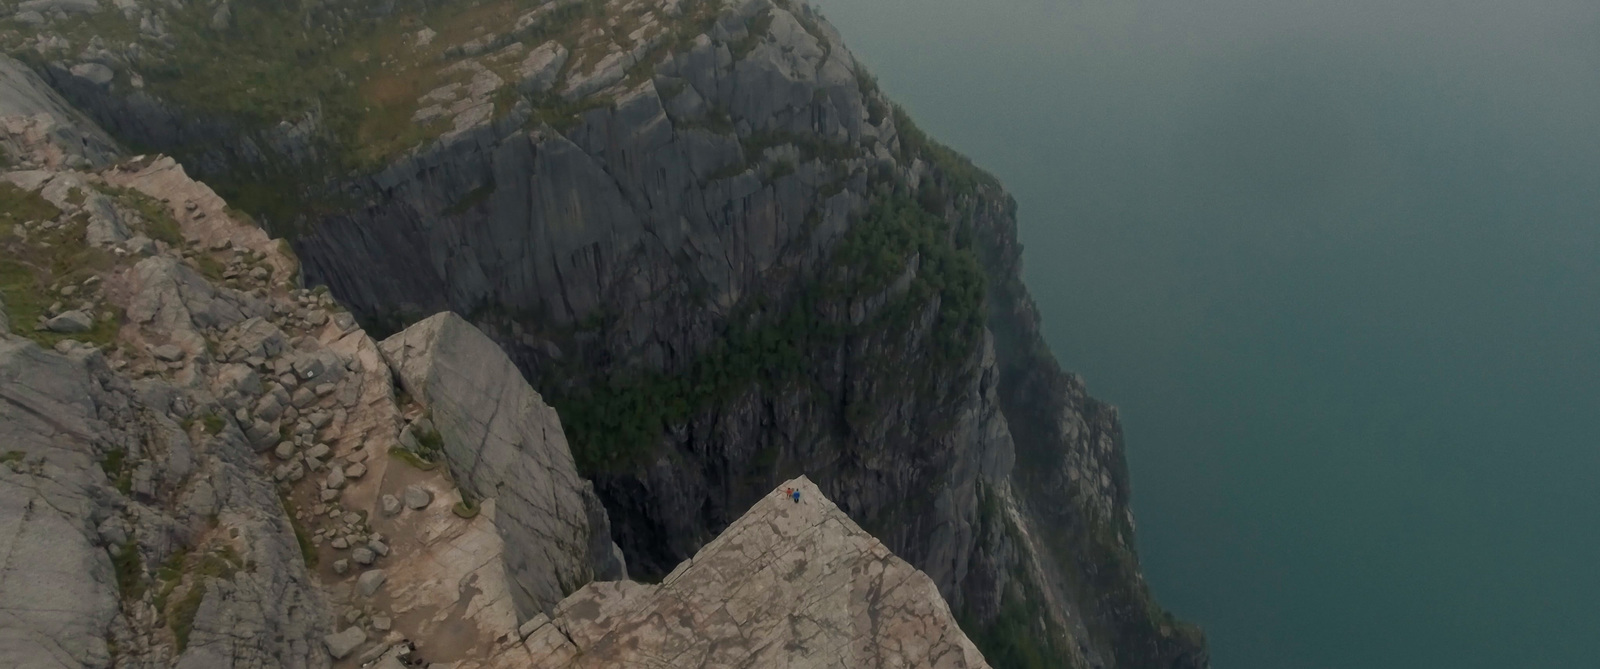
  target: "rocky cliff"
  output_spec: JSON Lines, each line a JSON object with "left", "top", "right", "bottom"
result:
{"left": 0, "top": 0, "right": 1209, "bottom": 666}
{"left": 0, "top": 73, "right": 999, "bottom": 668}
{"left": 522, "top": 476, "right": 991, "bottom": 668}
{"left": 379, "top": 311, "right": 626, "bottom": 616}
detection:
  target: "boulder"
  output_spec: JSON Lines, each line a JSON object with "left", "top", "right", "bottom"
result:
{"left": 45, "top": 310, "right": 93, "bottom": 333}
{"left": 380, "top": 494, "right": 401, "bottom": 516}
{"left": 402, "top": 484, "right": 431, "bottom": 510}
{"left": 82, "top": 192, "right": 128, "bottom": 244}
{"left": 517, "top": 41, "right": 570, "bottom": 95}
{"left": 214, "top": 363, "right": 262, "bottom": 396}
{"left": 325, "top": 465, "right": 346, "bottom": 489}
{"left": 356, "top": 569, "right": 387, "bottom": 597}
{"left": 324, "top": 627, "right": 367, "bottom": 660}
{"left": 231, "top": 317, "right": 286, "bottom": 359}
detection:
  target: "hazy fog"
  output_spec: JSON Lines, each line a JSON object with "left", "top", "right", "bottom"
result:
{"left": 812, "top": 0, "right": 1600, "bottom": 666}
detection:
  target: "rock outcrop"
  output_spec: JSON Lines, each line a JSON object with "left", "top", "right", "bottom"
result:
{"left": 0, "top": 336, "right": 120, "bottom": 669}
{"left": 379, "top": 312, "right": 625, "bottom": 618}
{"left": 523, "top": 476, "right": 992, "bottom": 668}
{"left": 0, "top": 55, "right": 119, "bottom": 169}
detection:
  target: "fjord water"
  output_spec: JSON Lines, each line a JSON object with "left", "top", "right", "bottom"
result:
{"left": 814, "top": 0, "right": 1600, "bottom": 667}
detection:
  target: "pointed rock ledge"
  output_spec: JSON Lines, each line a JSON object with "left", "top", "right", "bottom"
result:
{"left": 379, "top": 311, "right": 625, "bottom": 617}
{"left": 523, "top": 476, "right": 992, "bottom": 668}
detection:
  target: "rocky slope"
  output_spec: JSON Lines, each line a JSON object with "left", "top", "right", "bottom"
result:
{"left": 0, "top": 0, "right": 1210, "bottom": 666}
{"left": 0, "top": 68, "right": 620, "bottom": 667}
{"left": 0, "top": 71, "right": 995, "bottom": 668}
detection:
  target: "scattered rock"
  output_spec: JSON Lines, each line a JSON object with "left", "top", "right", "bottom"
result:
{"left": 274, "top": 441, "right": 296, "bottom": 460}
{"left": 44, "top": 310, "right": 92, "bottom": 333}
{"left": 402, "top": 485, "right": 432, "bottom": 510}
{"left": 292, "top": 355, "right": 326, "bottom": 380}
{"left": 352, "top": 547, "right": 375, "bottom": 565}
{"left": 125, "top": 235, "right": 156, "bottom": 255}
{"left": 326, "top": 465, "right": 346, "bottom": 489}
{"left": 380, "top": 494, "right": 401, "bottom": 516}
{"left": 331, "top": 536, "right": 349, "bottom": 550}
{"left": 518, "top": 41, "right": 570, "bottom": 94}
{"left": 356, "top": 569, "right": 387, "bottom": 596}
{"left": 324, "top": 627, "right": 367, "bottom": 660}
{"left": 367, "top": 539, "right": 389, "bottom": 557}
{"left": 346, "top": 462, "right": 366, "bottom": 479}
{"left": 372, "top": 615, "right": 392, "bottom": 632}
{"left": 333, "top": 559, "right": 350, "bottom": 575}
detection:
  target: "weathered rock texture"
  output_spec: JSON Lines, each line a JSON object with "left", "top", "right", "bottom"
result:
{"left": 0, "top": 54, "right": 119, "bottom": 169}
{"left": 0, "top": 55, "right": 338, "bottom": 669}
{"left": 379, "top": 312, "right": 624, "bottom": 617}
{"left": 523, "top": 476, "right": 991, "bottom": 668}
{"left": 0, "top": 337, "right": 120, "bottom": 669}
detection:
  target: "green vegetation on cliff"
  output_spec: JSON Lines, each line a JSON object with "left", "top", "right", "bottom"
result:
{"left": 547, "top": 188, "right": 985, "bottom": 475}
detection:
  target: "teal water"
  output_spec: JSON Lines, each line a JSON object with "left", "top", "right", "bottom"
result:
{"left": 813, "top": 1, "right": 1600, "bottom": 667}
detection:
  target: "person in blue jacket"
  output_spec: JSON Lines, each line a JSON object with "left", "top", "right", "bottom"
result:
{"left": 790, "top": 488, "right": 801, "bottom": 503}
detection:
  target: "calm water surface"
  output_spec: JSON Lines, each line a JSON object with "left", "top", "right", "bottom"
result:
{"left": 813, "top": 1, "right": 1600, "bottom": 667}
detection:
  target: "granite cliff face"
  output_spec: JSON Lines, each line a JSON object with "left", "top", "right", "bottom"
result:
{"left": 0, "top": 77, "right": 996, "bottom": 668}
{"left": 0, "top": 0, "right": 1209, "bottom": 665}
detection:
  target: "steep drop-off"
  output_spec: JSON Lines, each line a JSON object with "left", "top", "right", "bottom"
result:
{"left": 2, "top": 0, "right": 1209, "bottom": 665}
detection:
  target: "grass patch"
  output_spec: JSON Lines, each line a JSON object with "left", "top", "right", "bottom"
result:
{"left": 100, "top": 449, "right": 133, "bottom": 495}
{"left": 442, "top": 182, "right": 496, "bottom": 216}
{"left": 452, "top": 499, "right": 481, "bottom": 519}
{"left": 191, "top": 253, "right": 227, "bottom": 283}
{"left": 104, "top": 185, "right": 184, "bottom": 246}
{"left": 0, "top": 187, "right": 124, "bottom": 348}
{"left": 527, "top": 94, "right": 615, "bottom": 133}
{"left": 728, "top": 7, "right": 773, "bottom": 60}
{"left": 278, "top": 493, "right": 318, "bottom": 568}
{"left": 0, "top": 450, "right": 22, "bottom": 465}
{"left": 151, "top": 547, "right": 189, "bottom": 616}
{"left": 0, "top": 183, "right": 62, "bottom": 227}
{"left": 390, "top": 447, "right": 441, "bottom": 471}
{"left": 201, "top": 413, "right": 226, "bottom": 435}
{"left": 111, "top": 540, "right": 144, "bottom": 602}
{"left": 170, "top": 583, "right": 206, "bottom": 653}
{"left": 196, "top": 545, "right": 242, "bottom": 579}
